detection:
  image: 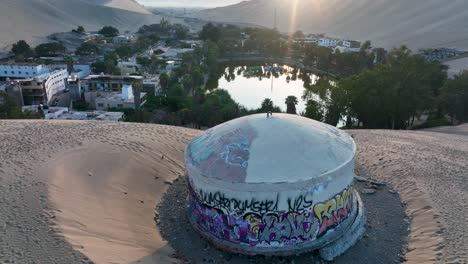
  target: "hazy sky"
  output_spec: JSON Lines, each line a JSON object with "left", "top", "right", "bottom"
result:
{"left": 136, "top": 0, "right": 243, "bottom": 8}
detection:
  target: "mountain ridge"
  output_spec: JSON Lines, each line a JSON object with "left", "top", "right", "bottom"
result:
{"left": 194, "top": 0, "right": 468, "bottom": 50}
{"left": 0, "top": 0, "right": 161, "bottom": 50}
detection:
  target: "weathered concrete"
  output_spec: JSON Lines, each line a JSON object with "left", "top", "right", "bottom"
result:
{"left": 185, "top": 113, "right": 365, "bottom": 258}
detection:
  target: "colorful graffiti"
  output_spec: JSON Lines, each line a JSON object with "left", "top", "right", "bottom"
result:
{"left": 314, "top": 187, "right": 353, "bottom": 237}
{"left": 189, "top": 195, "right": 320, "bottom": 246}
{"left": 188, "top": 185, "right": 354, "bottom": 247}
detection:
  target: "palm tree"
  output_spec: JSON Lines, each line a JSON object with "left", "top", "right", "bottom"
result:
{"left": 260, "top": 98, "right": 274, "bottom": 112}
{"left": 285, "top": 95, "right": 298, "bottom": 114}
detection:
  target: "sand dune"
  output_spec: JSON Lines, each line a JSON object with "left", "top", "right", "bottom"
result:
{"left": 0, "top": 120, "right": 466, "bottom": 263}
{"left": 0, "top": 0, "right": 161, "bottom": 51}
{"left": 84, "top": 0, "right": 153, "bottom": 14}
{"left": 195, "top": 0, "right": 468, "bottom": 50}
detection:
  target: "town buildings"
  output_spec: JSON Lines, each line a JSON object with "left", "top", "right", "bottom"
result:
{"left": 112, "top": 34, "right": 136, "bottom": 44}
{"left": 0, "top": 63, "right": 49, "bottom": 80}
{"left": 95, "top": 84, "right": 146, "bottom": 110}
{"left": 4, "top": 68, "right": 68, "bottom": 106}
{"left": 81, "top": 75, "right": 145, "bottom": 110}
{"left": 318, "top": 38, "right": 339, "bottom": 48}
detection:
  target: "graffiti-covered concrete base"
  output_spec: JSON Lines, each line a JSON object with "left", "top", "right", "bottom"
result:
{"left": 187, "top": 188, "right": 365, "bottom": 258}
{"left": 319, "top": 191, "right": 366, "bottom": 260}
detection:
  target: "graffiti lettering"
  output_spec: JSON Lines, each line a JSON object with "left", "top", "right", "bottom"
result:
{"left": 196, "top": 189, "right": 279, "bottom": 215}
{"left": 258, "top": 212, "right": 319, "bottom": 244}
{"left": 313, "top": 187, "right": 353, "bottom": 237}
{"left": 287, "top": 194, "right": 314, "bottom": 212}
{"left": 189, "top": 184, "right": 355, "bottom": 247}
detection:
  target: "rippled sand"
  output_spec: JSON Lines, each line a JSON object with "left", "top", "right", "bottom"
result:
{"left": 0, "top": 120, "right": 466, "bottom": 263}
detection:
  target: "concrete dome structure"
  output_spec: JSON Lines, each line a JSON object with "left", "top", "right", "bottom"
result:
{"left": 185, "top": 113, "right": 365, "bottom": 259}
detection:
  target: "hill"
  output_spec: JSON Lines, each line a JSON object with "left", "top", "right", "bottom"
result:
{"left": 194, "top": 0, "right": 468, "bottom": 50}
{"left": 0, "top": 0, "right": 161, "bottom": 51}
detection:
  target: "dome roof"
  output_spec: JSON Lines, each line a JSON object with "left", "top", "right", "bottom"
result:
{"left": 185, "top": 113, "right": 356, "bottom": 184}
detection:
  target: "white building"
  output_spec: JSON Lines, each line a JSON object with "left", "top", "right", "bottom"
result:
{"left": 293, "top": 38, "right": 318, "bottom": 44}
{"left": 95, "top": 84, "right": 146, "bottom": 110}
{"left": 118, "top": 61, "right": 140, "bottom": 75}
{"left": 112, "top": 35, "right": 135, "bottom": 44}
{"left": 318, "top": 38, "right": 339, "bottom": 48}
{"left": 336, "top": 40, "right": 361, "bottom": 53}
{"left": 0, "top": 64, "right": 49, "bottom": 80}
{"left": 44, "top": 69, "right": 68, "bottom": 104}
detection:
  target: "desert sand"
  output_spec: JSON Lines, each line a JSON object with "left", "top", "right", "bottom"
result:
{"left": 194, "top": 0, "right": 468, "bottom": 51}
{"left": 0, "top": 0, "right": 161, "bottom": 51}
{"left": 0, "top": 120, "right": 466, "bottom": 263}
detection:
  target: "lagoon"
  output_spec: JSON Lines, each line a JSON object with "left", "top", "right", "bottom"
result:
{"left": 216, "top": 65, "right": 319, "bottom": 113}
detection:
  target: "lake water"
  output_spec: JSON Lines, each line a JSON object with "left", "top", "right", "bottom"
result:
{"left": 217, "top": 65, "right": 319, "bottom": 113}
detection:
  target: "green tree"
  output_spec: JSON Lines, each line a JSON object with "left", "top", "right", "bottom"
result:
{"left": 440, "top": 71, "right": 468, "bottom": 124}
{"left": 200, "top": 23, "right": 222, "bottom": 42}
{"left": 340, "top": 46, "right": 447, "bottom": 129}
{"left": 76, "top": 42, "right": 99, "bottom": 55}
{"left": 35, "top": 42, "right": 67, "bottom": 57}
{"left": 285, "top": 95, "right": 298, "bottom": 114}
{"left": 260, "top": 98, "right": 274, "bottom": 112}
{"left": 115, "top": 45, "right": 133, "bottom": 59}
{"left": 167, "top": 83, "right": 186, "bottom": 112}
{"left": 303, "top": 100, "right": 324, "bottom": 121}
{"left": 200, "top": 89, "right": 240, "bottom": 127}
{"left": 73, "top": 26, "right": 85, "bottom": 34}
{"left": 173, "top": 24, "right": 189, "bottom": 39}
{"left": 159, "top": 72, "right": 170, "bottom": 95}
{"left": 98, "top": 26, "right": 119, "bottom": 38}
{"left": 0, "top": 92, "right": 40, "bottom": 119}
{"left": 11, "top": 40, "right": 32, "bottom": 59}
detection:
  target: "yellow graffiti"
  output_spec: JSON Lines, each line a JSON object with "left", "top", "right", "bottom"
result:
{"left": 314, "top": 187, "right": 352, "bottom": 224}
{"left": 245, "top": 213, "right": 262, "bottom": 234}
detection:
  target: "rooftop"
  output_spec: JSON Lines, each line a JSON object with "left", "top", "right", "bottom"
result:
{"left": 186, "top": 113, "right": 356, "bottom": 184}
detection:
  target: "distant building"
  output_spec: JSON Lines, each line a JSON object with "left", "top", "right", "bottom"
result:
{"left": 150, "top": 46, "right": 194, "bottom": 60}
{"left": 82, "top": 74, "right": 143, "bottom": 92}
{"left": 143, "top": 77, "right": 160, "bottom": 94}
{"left": 81, "top": 74, "right": 144, "bottom": 108}
{"left": 118, "top": 61, "right": 140, "bottom": 76}
{"left": 95, "top": 84, "right": 146, "bottom": 110}
{"left": 335, "top": 40, "right": 361, "bottom": 53}
{"left": 5, "top": 68, "right": 68, "bottom": 106}
{"left": 112, "top": 35, "right": 136, "bottom": 44}
{"left": 22, "top": 106, "right": 124, "bottom": 121}
{"left": 318, "top": 38, "right": 338, "bottom": 48}
{"left": 293, "top": 38, "right": 318, "bottom": 44}
{"left": 0, "top": 63, "right": 49, "bottom": 80}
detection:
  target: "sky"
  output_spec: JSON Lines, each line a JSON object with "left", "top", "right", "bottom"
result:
{"left": 136, "top": 0, "right": 243, "bottom": 8}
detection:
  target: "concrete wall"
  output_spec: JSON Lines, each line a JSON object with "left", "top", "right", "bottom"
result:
{"left": 186, "top": 114, "right": 358, "bottom": 253}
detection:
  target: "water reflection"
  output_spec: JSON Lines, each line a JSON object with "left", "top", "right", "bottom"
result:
{"left": 217, "top": 64, "right": 319, "bottom": 112}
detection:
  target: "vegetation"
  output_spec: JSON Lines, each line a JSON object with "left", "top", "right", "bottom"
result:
{"left": 72, "top": 26, "right": 85, "bottom": 34}
{"left": 35, "top": 42, "right": 67, "bottom": 57}
{"left": 91, "top": 53, "right": 121, "bottom": 75}
{"left": 11, "top": 40, "right": 33, "bottom": 60}
{"left": 0, "top": 92, "right": 40, "bottom": 119}
{"left": 439, "top": 71, "right": 468, "bottom": 123}
{"left": 285, "top": 96, "right": 298, "bottom": 114}
{"left": 98, "top": 26, "right": 119, "bottom": 38}
{"left": 76, "top": 42, "right": 99, "bottom": 55}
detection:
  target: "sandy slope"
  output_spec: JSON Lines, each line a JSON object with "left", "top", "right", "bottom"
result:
{"left": 84, "top": 0, "right": 152, "bottom": 14}
{"left": 0, "top": 0, "right": 160, "bottom": 50}
{"left": 0, "top": 120, "right": 466, "bottom": 263}
{"left": 194, "top": 0, "right": 468, "bottom": 50}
